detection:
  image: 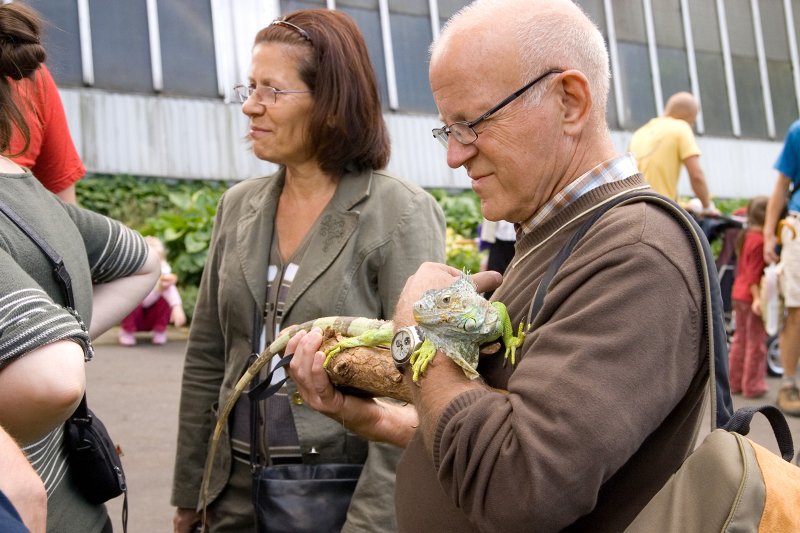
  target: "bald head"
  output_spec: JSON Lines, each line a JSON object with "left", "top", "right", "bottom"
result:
{"left": 431, "top": 0, "right": 610, "bottom": 124}
{"left": 664, "top": 92, "right": 699, "bottom": 124}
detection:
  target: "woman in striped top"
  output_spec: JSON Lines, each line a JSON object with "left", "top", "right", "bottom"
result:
{"left": 0, "top": 4, "right": 160, "bottom": 532}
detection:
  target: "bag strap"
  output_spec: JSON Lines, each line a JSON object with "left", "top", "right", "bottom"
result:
{"left": 247, "top": 303, "right": 295, "bottom": 468}
{"left": 723, "top": 405, "right": 795, "bottom": 461}
{"left": 526, "top": 191, "right": 733, "bottom": 429}
{"left": 0, "top": 198, "right": 127, "bottom": 531}
{"left": 0, "top": 198, "right": 74, "bottom": 308}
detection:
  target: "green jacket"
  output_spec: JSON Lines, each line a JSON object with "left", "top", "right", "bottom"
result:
{"left": 171, "top": 167, "right": 445, "bottom": 530}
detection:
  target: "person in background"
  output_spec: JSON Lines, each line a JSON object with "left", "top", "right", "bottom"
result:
{"left": 479, "top": 218, "right": 516, "bottom": 299}
{"left": 119, "top": 235, "right": 186, "bottom": 346}
{"left": 0, "top": 4, "right": 160, "bottom": 532}
{"left": 7, "top": 63, "right": 84, "bottom": 204}
{"left": 480, "top": 218, "right": 515, "bottom": 274}
{"left": 629, "top": 91, "right": 719, "bottom": 216}
{"left": 764, "top": 119, "right": 800, "bottom": 416}
{"left": 171, "top": 9, "right": 445, "bottom": 533}
{"left": 0, "top": 424, "right": 46, "bottom": 533}
{"left": 728, "top": 196, "right": 769, "bottom": 398}
{"left": 287, "top": 0, "right": 714, "bottom": 530}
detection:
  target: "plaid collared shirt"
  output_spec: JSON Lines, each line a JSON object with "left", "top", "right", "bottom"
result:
{"left": 519, "top": 153, "right": 639, "bottom": 235}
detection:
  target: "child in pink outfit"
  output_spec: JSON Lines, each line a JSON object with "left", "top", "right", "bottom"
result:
{"left": 728, "top": 196, "right": 769, "bottom": 398}
{"left": 119, "top": 236, "right": 186, "bottom": 345}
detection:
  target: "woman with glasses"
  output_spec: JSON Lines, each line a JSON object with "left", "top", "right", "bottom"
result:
{"left": 171, "top": 9, "right": 445, "bottom": 533}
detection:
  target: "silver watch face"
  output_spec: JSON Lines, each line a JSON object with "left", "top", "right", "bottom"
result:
{"left": 391, "top": 328, "right": 416, "bottom": 365}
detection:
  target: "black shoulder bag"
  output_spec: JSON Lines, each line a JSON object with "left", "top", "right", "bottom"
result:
{"left": 0, "top": 199, "right": 128, "bottom": 531}
{"left": 245, "top": 305, "right": 362, "bottom": 533}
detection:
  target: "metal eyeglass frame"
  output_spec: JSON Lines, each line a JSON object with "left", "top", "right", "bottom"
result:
{"left": 233, "top": 84, "right": 311, "bottom": 105}
{"left": 432, "top": 68, "right": 564, "bottom": 148}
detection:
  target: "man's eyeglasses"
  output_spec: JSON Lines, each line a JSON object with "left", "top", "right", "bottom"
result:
{"left": 432, "top": 69, "right": 564, "bottom": 148}
{"left": 233, "top": 84, "right": 311, "bottom": 105}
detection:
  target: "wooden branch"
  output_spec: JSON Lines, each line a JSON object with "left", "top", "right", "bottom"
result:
{"left": 321, "top": 330, "right": 412, "bottom": 403}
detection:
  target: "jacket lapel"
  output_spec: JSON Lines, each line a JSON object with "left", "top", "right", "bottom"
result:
{"left": 237, "top": 171, "right": 284, "bottom": 308}
{"left": 282, "top": 168, "right": 373, "bottom": 314}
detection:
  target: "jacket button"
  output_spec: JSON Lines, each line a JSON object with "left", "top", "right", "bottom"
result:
{"left": 290, "top": 392, "right": 305, "bottom": 405}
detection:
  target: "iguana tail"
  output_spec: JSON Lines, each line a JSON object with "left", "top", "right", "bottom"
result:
{"left": 199, "top": 316, "right": 388, "bottom": 526}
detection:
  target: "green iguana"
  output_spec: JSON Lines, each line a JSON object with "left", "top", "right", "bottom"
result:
{"left": 199, "top": 280, "right": 526, "bottom": 520}
{"left": 409, "top": 274, "right": 527, "bottom": 381}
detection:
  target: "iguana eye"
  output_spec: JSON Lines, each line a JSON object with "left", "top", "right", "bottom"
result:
{"left": 440, "top": 295, "right": 450, "bottom": 305}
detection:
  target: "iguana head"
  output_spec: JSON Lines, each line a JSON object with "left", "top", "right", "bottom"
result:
{"left": 412, "top": 274, "right": 499, "bottom": 338}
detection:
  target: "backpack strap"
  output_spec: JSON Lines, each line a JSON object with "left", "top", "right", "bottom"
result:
{"left": 526, "top": 191, "right": 733, "bottom": 428}
{"left": 723, "top": 405, "right": 795, "bottom": 461}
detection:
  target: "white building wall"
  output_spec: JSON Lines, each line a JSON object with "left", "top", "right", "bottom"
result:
{"left": 45, "top": 0, "right": 788, "bottom": 200}
{"left": 59, "top": 87, "right": 781, "bottom": 199}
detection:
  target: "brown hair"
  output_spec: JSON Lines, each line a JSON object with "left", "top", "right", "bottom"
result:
{"left": 0, "top": 2, "right": 45, "bottom": 155}
{"left": 254, "top": 9, "right": 389, "bottom": 176}
{"left": 735, "top": 196, "right": 768, "bottom": 256}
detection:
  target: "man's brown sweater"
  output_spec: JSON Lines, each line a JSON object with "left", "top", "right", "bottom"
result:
{"left": 395, "top": 174, "right": 708, "bottom": 532}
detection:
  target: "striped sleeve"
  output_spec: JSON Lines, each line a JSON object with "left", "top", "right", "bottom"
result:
{"left": 0, "top": 287, "right": 92, "bottom": 369}
{"left": 21, "top": 427, "right": 70, "bottom": 496}
{"left": 89, "top": 218, "right": 148, "bottom": 283}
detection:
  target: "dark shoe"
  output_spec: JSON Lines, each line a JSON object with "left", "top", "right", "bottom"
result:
{"left": 777, "top": 385, "right": 800, "bottom": 417}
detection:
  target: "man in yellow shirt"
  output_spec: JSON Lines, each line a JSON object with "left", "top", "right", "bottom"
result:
{"left": 629, "top": 92, "right": 718, "bottom": 215}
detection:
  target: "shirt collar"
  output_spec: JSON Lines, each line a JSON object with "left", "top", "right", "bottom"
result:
{"left": 519, "top": 153, "right": 639, "bottom": 235}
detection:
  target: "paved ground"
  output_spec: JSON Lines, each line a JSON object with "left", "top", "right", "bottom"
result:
{"left": 88, "top": 327, "right": 800, "bottom": 533}
{"left": 88, "top": 327, "right": 188, "bottom": 533}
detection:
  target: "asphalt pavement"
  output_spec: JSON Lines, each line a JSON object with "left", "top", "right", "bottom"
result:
{"left": 87, "top": 327, "right": 800, "bottom": 533}
{"left": 87, "top": 327, "right": 188, "bottom": 533}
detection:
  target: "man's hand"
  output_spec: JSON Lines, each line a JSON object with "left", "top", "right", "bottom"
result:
{"left": 393, "top": 262, "right": 503, "bottom": 326}
{"left": 701, "top": 202, "right": 720, "bottom": 217}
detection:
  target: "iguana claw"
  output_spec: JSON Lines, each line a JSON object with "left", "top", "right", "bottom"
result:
{"left": 410, "top": 339, "right": 438, "bottom": 382}
{"left": 322, "top": 328, "right": 394, "bottom": 368}
{"left": 503, "top": 322, "right": 527, "bottom": 366}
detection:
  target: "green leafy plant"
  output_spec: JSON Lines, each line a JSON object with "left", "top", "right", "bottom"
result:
{"left": 77, "top": 174, "right": 173, "bottom": 228}
{"left": 445, "top": 227, "right": 485, "bottom": 273}
{"left": 714, "top": 198, "right": 748, "bottom": 216}
{"left": 429, "top": 188, "right": 485, "bottom": 271}
{"left": 429, "top": 188, "right": 483, "bottom": 238}
{"left": 139, "top": 188, "right": 226, "bottom": 289}
{"left": 77, "top": 175, "right": 229, "bottom": 322}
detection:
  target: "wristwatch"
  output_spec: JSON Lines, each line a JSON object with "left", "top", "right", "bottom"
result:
{"left": 390, "top": 325, "right": 424, "bottom": 372}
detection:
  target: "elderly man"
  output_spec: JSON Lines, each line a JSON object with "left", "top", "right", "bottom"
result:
{"left": 629, "top": 92, "right": 719, "bottom": 215}
{"left": 287, "top": 0, "right": 709, "bottom": 531}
